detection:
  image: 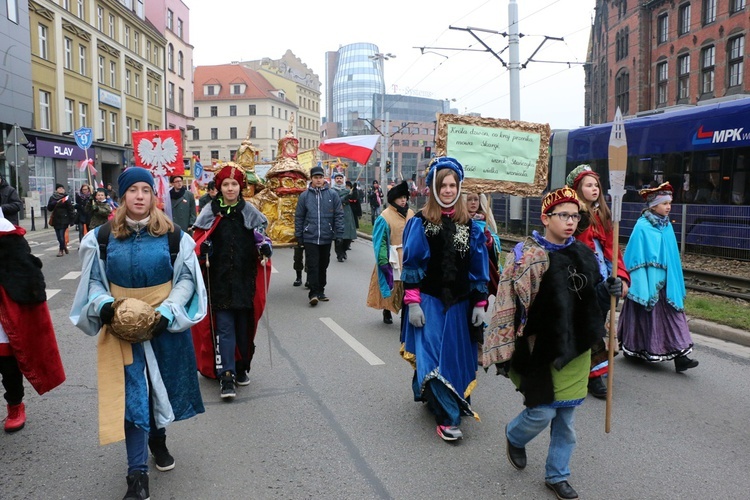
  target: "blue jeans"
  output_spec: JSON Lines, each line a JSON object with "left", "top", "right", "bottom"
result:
{"left": 124, "top": 401, "right": 168, "bottom": 474}
{"left": 215, "top": 309, "right": 249, "bottom": 375}
{"left": 506, "top": 406, "right": 577, "bottom": 484}
{"left": 54, "top": 227, "right": 67, "bottom": 250}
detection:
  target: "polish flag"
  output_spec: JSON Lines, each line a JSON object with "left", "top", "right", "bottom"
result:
{"left": 318, "top": 135, "right": 379, "bottom": 165}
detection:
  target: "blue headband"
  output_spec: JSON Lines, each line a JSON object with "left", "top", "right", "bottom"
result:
{"left": 426, "top": 156, "right": 464, "bottom": 186}
{"left": 118, "top": 167, "right": 155, "bottom": 198}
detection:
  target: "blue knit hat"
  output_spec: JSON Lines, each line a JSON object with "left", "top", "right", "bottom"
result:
{"left": 118, "top": 167, "right": 155, "bottom": 198}
{"left": 425, "top": 156, "right": 464, "bottom": 186}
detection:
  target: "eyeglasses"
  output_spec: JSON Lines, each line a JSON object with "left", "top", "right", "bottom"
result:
{"left": 546, "top": 212, "right": 581, "bottom": 222}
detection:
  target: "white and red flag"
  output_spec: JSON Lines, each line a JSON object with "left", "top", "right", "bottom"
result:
{"left": 132, "top": 129, "right": 183, "bottom": 177}
{"left": 318, "top": 135, "right": 379, "bottom": 165}
{"left": 77, "top": 158, "right": 98, "bottom": 176}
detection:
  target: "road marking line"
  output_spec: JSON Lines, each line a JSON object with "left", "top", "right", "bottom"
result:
{"left": 271, "top": 265, "right": 278, "bottom": 274}
{"left": 61, "top": 271, "right": 81, "bottom": 280}
{"left": 33, "top": 254, "right": 44, "bottom": 258}
{"left": 46, "top": 289, "right": 61, "bottom": 299}
{"left": 320, "top": 317, "right": 385, "bottom": 366}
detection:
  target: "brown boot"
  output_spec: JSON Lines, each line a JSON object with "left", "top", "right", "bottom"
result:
{"left": 57, "top": 250, "right": 64, "bottom": 257}
{"left": 63, "top": 246, "right": 69, "bottom": 254}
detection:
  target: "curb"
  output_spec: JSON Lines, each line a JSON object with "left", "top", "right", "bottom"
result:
{"left": 688, "top": 318, "right": 750, "bottom": 348}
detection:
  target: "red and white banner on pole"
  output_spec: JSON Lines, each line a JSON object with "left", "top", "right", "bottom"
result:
{"left": 318, "top": 135, "right": 379, "bottom": 165}
{"left": 132, "top": 129, "right": 184, "bottom": 177}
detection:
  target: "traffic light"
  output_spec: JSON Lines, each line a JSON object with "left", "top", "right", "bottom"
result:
{"left": 386, "top": 160, "right": 392, "bottom": 173}
{"left": 424, "top": 146, "right": 432, "bottom": 159}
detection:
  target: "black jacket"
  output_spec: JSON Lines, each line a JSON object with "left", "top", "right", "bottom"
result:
{"left": 47, "top": 192, "right": 76, "bottom": 228}
{"left": 0, "top": 176, "right": 23, "bottom": 225}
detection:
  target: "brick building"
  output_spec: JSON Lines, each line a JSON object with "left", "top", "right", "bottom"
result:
{"left": 586, "top": 0, "right": 748, "bottom": 125}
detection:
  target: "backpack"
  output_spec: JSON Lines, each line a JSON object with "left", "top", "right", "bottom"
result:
{"left": 96, "top": 221, "right": 182, "bottom": 266}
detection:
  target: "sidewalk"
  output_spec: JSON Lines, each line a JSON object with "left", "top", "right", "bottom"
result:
{"left": 17, "top": 212, "right": 54, "bottom": 234}
{"left": 356, "top": 230, "right": 750, "bottom": 348}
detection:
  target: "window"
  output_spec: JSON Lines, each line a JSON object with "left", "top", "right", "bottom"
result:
{"left": 65, "top": 98, "right": 74, "bottom": 132}
{"left": 657, "top": 13, "right": 668, "bottom": 44}
{"left": 79, "top": 102, "right": 88, "bottom": 127}
{"left": 153, "top": 45, "right": 158, "bottom": 66}
{"left": 177, "top": 52, "right": 183, "bottom": 77}
{"left": 78, "top": 45, "right": 88, "bottom": 76}
{"left": 210, "top": 128, "right": 218, "bottom": 140}
{"left": 108, "top": 14, "right": 115, "bottom": 38}
{"left": 728, "top": 36, "right": 745, "bottom": 87}
{"left": 134, "top": 74, "right": 140, "bottom": 97}
{"left": 98, "top": 56, "right": 105, "bottom": 83}
{"left": 125, "top": 26, "right": 130, "bottom": 48}
{"left": 656, "top": 61, "right": 668, "bottom": 105}
{"left": 167, "top": 9, "right": 174, "bottom": 30}
{"left": 63, "top": 0, "right": 70, "bottom": 12}
{"left": 77, "top": 0, "right": 84, "bottom": 18}
{"left": 126, "top": 117, "right": 131, "bottom": 141}
{"left": 249, "top": 104, "right": 256, "bottom": 115}
{"left": 615, "top": 71, "right": 629, "bottom": 114}
{"left": 178, "top": 88, "right": 184, "bottom": 114}
{"left": 147, "top": 80, "right": 152, "bottom": 104}
{"left": 146, "top": 41, "right": 151, "bottom": 62}
{"left": 678, "top": 54, "right": 690, "bottom": 100}
{"left": 700, "top": 45, "right": 715, "bottom": 94}
{"left": 134, "top": 119, "right": 140, "bottom": 131}
{"left": 194, "top": 106, "right": 199, "bottom": 117}
{"left": 99, "top": 110, "right": 106, "bottom": 141}
{"left": 211, "top": 150, "right": 219, "bottom": 160}
{"left": 125, "top": 69, "right": 131, "bottom": 94}
{"left": 64, "top": 38, "right": 73, "bottom": 69}
{"left": 210, "top": 106, "right": 218, "bottom": 117}
{"left": 134, "top": 32, "right": 139, "bottom": 54}
{"left": 136, "top": 0, "right": 143, "bottom": 17}
{"left": 703, "top": 0, "right": 716, "bottom": 24}
{"left": 250, "top": 127, "right": 256, "bottom": 138}
{"left": 678, "top": 4, "right": 691, "bottom": 35}
{"left": 7, "top": 0, "right": 18, "bottom": 23}
{"left": 167, "top": 44, "right": 174, "bottom": 72}
{"left": 232, "top": 84, "right": 241, "bottom": 94}
{"left": 110, "top": 112, "right": 117, "bottom": 143}
{"left": 271, "top": 128, "right": 274, "bottom": 139}
{"left": 205, "top": 85, "right": 215, "bottom": 96}
{"left": 110, "top": 61, "right": 116, "bottom": 88}
{"left": 229, "top": 105, "right": 237, "bottom": 116}
{"left": 177, "top": 19, "right": 183, "bottom": 39}
{"left": 192, "top": 129, "right": 200, "bottom": 141}
{"left": 168, "top": 82, "right": 175, "bottom": 110}
{"left": 38, "top": 90, "right": 51, "bottom": 130}
{"left": 96, "top": 6, "right": 103, "bottom": 31}
{"left": 38, "top": 24, "right": 48, "bottom": 60}
{"left": 730, "top": 0, "right": 745, "bottom": 13}
{"left": 230, "top": 127, "right": 237, "bottom": 140}
{"left": 153, "top": 83, "right": 159, "bottom": 106}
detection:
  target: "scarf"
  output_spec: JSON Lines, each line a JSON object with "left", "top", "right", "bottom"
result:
{"left": 531, "top": 230, "right": 575, "bottom": 252}
{"left": 170, "top": 186, "right": 187, "bottom": 200}
{"left": 395, "top": 203, "right": 409, "bottom": 218}
{"left": 644, "top": 209, "right": 670, "bottom": 228}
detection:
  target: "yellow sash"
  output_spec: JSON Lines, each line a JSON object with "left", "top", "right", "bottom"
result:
{"left": 97, "top": 281, "right": 171, "bottom": 445}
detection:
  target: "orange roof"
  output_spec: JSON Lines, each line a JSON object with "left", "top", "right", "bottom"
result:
{"left": 193, "top": 64, "right": 291, "bottom": 104}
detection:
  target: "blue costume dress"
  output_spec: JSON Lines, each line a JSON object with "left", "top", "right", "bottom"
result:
{"left": 400, "top": 212, "right": 489, "bottom": 426}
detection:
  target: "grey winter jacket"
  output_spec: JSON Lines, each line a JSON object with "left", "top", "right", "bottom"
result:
{"left": 294, "top": 183, "right": 344, "bottom": 245}
{"left": 0, "top": 176, "right": 23, "bottom": 225}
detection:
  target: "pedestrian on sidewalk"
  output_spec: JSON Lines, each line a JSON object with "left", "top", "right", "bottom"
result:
{"left": 87, "top": 188, "right": 112, "bottom": 230}
{"left": 366, "top": 180, "right": 414, "bottom": 325}
{"left": 482, "top": 186, "right": 611, "bottom": 500}
{"left": 368, "top": 180, "right": 383, "bottom": 224}
{"left": 617, "top": 182, "right": 699, "bottom": 372}
{"left": 330, "top": 171, "right": 357, "bottom": 262}
{"left": 0, "top": 208, "right": 65, "bottom": 433}
{"left": 70, "top": 167, "right": 207, "bottom": 500}
{"left": 400, "top": 157, "right": 489, "bottom": 442}
{"left": 566, "top": 164, "right": 630, "bottom": 399}
{"left": 294, "top": 165, "right": 343, "bottom": 306}
{"left": 169, "top": 175, "right": 196, "bottom": 234}
{"left": 75, "top": 184, "right": 93, "bottom": 242}
{"left": 191, "top": 162, "right": 272, "bottom": 400}
{"left": 47, "top": 184, "right": 76, "bottom": 257}
{"left": 347, "top": 180, "right": 362, "bottom": 229}
{"left": 0, "top": 174, "right": 23, "bottom": 225}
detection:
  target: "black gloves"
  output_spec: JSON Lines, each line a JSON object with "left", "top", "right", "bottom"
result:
{"left": 100, "top": 302, "right": 115, "bottom": 325}
{"left": 259, "top": 243, "right": 272, "bottom": 258}
{"left": 606, "top": 276, "right": 623, "bottom": 297}
{"left": 199, "top": 240, "right": 212, "bottom": 257}
{"left": 150, "top": 316, "right": 169, "bottom": 338}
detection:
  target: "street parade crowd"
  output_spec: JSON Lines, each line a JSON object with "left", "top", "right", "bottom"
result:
{"left": 0, "top": 125, "right": 700, "bottom": 499}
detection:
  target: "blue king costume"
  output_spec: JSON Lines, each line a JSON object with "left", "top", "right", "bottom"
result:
{"left": 399, "top": 157, "right": 489, "bottom": 439}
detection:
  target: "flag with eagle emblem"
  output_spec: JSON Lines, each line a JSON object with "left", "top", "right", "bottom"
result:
{"left": 132, "top": 129, "right": 184, "bottom": 176}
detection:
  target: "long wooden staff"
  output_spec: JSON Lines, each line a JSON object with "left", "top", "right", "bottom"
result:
{"left": 606, "top": 107, "right": 627, "bottom": 433}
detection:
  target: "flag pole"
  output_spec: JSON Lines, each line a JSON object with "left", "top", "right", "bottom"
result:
{"left": 606, "top": 107, "right": 627, "bottom": 433}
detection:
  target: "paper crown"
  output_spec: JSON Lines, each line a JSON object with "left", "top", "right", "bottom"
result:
{"left": 214, "top": 161, "right": 247, "bottom": 189}
{"left": 542, "top": 186, "right": 581, "bottom": 213}
{"left": 565, "top": 164, "right": 599, "bottom": 190}
{"left": 639, "top": 182, "right": 673, "bottom": 205}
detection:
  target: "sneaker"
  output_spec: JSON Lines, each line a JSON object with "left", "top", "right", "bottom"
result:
{"left": 220, "top": 372, "right": 236, "bottom": 399}
{"left": 293, "top": 277, "right": 302, "bottom": 287}
{"left": 123, "top": 470, "right": 149, "bottom": 500}
{"left": 148, "top": 436, "right": 175, "bottom": 472}
{"left": 236, "top": 370, "right": 250, "bottom": 386}
{"left": 436, "top": 424, "right": 463, "bottom": 441}
{"left": 309, "top": 296, "right": 319, "bottom": 306}
{"left": 545, "top": 480, "right": 579, "bottom": 500}
{"left": 318, "top": 294, "right": 329, "bottom": 302}
{"left": 4, "top": 403, "right": 26, "bottom": 433}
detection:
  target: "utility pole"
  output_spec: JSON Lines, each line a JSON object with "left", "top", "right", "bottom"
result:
{"left": 508, "top": 0, "right": 523, "bottom": 232}
{"left": 369, "top": 52, "right": 395, "bottom": 198}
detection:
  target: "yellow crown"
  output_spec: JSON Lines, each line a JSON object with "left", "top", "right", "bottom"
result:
{"left": 542, "top": 186, "right": 580, "bottom": 213}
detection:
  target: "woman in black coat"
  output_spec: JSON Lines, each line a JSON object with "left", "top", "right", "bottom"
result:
{"left": 47, "top": 184, "right": 76, "bottom": 256}
{"left": 75, "top": 184, "right": 92, "bottom": 242}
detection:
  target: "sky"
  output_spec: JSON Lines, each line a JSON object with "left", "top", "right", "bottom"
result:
{"left": 185, "top": 0, "right": 596, "bottom": 131}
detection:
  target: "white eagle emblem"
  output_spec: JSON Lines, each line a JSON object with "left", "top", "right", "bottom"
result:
{"left": 137, "top": 135, "right": 178, "bottom": 176}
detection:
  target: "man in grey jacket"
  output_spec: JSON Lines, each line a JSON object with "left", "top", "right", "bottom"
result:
{"left": 294, "top": 165, "right": 344, "bottom": 306}
{"left": 169, "top": 175, "right": 196, "bottom": 233}
{"left": 0, "top": 175, "right": 23, "bottom": 226}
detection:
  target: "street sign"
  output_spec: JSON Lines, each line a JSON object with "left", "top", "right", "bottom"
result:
{"left": 5, "top": 124, "right": 29, "bottom": 145}
{"left": 73, "top": 127, "right": 93, "bottom": 150}
{"left": 4, "top": 145, "right": 29, "bottom": 167}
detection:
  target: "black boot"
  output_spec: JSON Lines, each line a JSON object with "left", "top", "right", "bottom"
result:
{"left": 383, "top": 310, "right": 393, "bottom": 324}
{"left": 123, "top": 470, "right": 149, "bottom": 500}
{"left": 148, "top": 435, "right": 175, "bottom": 471}
{"left": 587, "top": 375, "right": 607, "bottom": 399}
{"left": 293, "top": 272, "right": 302, "bottom": 287}
{"left": 674, "top": 355, "right": 699, "bottom": 372}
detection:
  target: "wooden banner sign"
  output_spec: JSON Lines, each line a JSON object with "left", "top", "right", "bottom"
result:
{"left": 435, "top": 113, "right": 550, "bottom": 196}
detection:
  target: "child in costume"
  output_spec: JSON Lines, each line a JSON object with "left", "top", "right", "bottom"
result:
{"left": 483, "top": 187, "right": 618, "bottom": 500}
{"left": 400, "top": 157, "right": 489, "bottom": 442}
{"left": 330, "top": 171, "right": 358, "bottom": 262}
{"left": 70, "top": 168, "right": 207, "bottom": 500}
{"left": 192, "top": 162, "right": 272, "bottom": 400}
{"left": 465, "top": 192, "right": 502, "bottom": 296}
{"left": 566, "top": 164, "right": 629, "bottom": 399}
{"left": 617, "top": 182, "right": 698, "bottom": 372}
{"left": 0, "top": 208, "right": 65, "bottom": 433}
{"left": 87, "top": 187, "right": 113, "bottom": 230}
{"left": 366, "top": 181, "right": 414, "bottom": 325}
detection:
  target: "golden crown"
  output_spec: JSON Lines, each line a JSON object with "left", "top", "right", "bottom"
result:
{"left": 542, "top": 186, "right": 580, "bottom": 213}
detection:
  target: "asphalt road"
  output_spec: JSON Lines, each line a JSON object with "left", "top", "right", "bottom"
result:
{"left": 2, "top": 230, "right": 750, "bottom": 499}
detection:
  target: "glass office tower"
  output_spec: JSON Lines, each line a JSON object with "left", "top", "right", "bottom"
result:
{"left": 331, "top": 43, "right": 384, "bottom": 136}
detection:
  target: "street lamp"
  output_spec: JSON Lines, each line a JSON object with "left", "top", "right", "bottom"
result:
{"left": 369, "top": 52, "right": 395, "bottom": 196}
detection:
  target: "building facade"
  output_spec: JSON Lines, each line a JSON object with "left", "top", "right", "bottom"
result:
{"left": 585, "top": 0, "right": 749, "bottom": 125}
{"left": 241, "top": 50, "right": 321, "bottom": 153}
{"left": 24, "top": 0, "right": 166, "bottom": 210}
{"left": 189, "top": 64, "right": 298, "bottom": 164}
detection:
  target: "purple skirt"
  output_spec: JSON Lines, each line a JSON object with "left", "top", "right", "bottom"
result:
{"left": 617, "top": 289, "right": 693, "bottom": 362}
